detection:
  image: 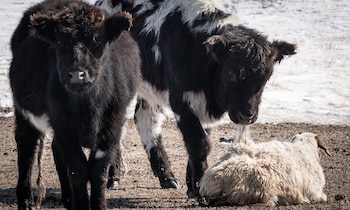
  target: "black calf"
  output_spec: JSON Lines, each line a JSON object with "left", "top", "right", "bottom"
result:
{"left": 9, "top": 0, "right": 140, "bottom": 209}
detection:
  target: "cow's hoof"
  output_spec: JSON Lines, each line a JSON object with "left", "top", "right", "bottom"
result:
{"left": 186, "top": 190, "right": 196, "bottom": 199}
{"left": 160, "top": 179, "right": 180, "bottom": 189}
{"left": 186, "top": 191, "right": 208, "bottom": 206}
{"left": 107, "top": 180, "right": 119, "bottom": 190}
{"left": 187, "top": 190, "right": 207, "bottom": 206}
{"left": 197, "top": 197, "right": 208, "bottom": 207}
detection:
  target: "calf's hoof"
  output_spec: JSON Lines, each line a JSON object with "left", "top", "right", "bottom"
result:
{"left": 160, "top": 178, "right": 180, "bottom": 189}
{"left": 107, "top": 180, "right": 119, "bottom": 190}
{"left": 186, "top": 189, "right": 196, "bottom": 199}
{"left": 187, "top": 191, "right": 208, "bottom": 206}
{"left": 197, "top": 196, "right": 208, "bottom": 207}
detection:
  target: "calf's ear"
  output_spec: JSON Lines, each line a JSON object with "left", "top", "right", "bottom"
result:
{"left": 203, "top": 35, "right": 227, "bottom": 62}
{"left": 105, "top": 11, "right": 132, "bottom": 42}
{"left": 271, "top": 40, "right": 297, "bottom": 63}
{"left": 29, "top": 13, "right": 56, "bottom": 42}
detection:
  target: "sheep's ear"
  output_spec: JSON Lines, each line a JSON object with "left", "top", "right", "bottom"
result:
{"left": 105, "top": 11, "right": 132, "bottom": 42}
{"left": 203, "top": 35, "right": 227, "bottom": 62}
{"left": 29, "top": 13, "right": 56, "bottom": 42}
{"left": 271, "top": 40, "right": 297, "bottom": 63}
{"left": 315, "top": 136, "right": 332, "bottom": 157}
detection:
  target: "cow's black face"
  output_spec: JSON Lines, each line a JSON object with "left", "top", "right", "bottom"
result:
{"left": 218, "top": 52, "right": 272, "bottom": 125}
{"left": 53, "top": 32, "right": 106, "bottom": 93}
{"left": 29, "top": 7, "right": 133, "bottom": 94}
{"left": 204, "top": 26, "right": 296, "bottom": 125}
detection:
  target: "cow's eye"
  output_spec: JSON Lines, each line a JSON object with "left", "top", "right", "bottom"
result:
{"left": 227, "top": 70, "right": 237, "bottom": 82}
{"left": 93, "top": 35, "right": 103, "bottom": 45}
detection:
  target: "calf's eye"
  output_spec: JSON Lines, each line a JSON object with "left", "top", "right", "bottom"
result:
{"left": 93, "top": 35, "right": 103, "bottom": 45}
{"left": 227, "top": 70, "right": 237, "bottom": 82}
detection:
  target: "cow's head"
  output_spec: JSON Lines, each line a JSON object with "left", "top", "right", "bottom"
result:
{"left": 29, "top": 2, "right": 132, "bottom": 93}
{"left": 204, "top": 25, "right": 296, "bottom": 125}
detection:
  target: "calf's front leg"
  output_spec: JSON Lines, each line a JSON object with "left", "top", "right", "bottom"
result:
{"left": 14, "top": 110, "right": 43, "bottom": 210}
{"left": 89, "top": 152, "right": 109, "bottom": 210}
{"left": 52, "top": 135, "right": 89, "bottom": 210}
{"left": 89, "top": 122, "right": 126, "bottom": 210}
{"left": 134, "top": 99, "right": 179, "bottom": 189}
{"left": 171, "top": 100, "right": 211, "bottom": 202}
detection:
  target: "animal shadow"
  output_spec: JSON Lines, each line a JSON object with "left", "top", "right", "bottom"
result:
{"left": 0, "top": 188, "right": 63, "bottom": 208}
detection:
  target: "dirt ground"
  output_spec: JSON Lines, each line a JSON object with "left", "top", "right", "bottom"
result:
{"left": 0, "top": 116, "right": 349, "bottom": 210}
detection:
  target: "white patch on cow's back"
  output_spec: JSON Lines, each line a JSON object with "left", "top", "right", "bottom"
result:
{"left": 193, "top": 15, "right": 239, "bottom": 34}
{"left": 21, "top": 110, "right": 52, "bottom": 134}
{"left": 134, "top": 0, "right": 156, "bottom": 16}
{"left": 95, "top": 0, "right": 123, "bottom": 15}
{"left": 140, "top": 0, "right": 239, "bottom": 41}
{"left": 152, "top": 44, "right": 162, "bottom": 64}
{"left": 141, "top": 0, "right": 177, "bottom": 41}
{"left": 179, "top": 0, "right": 239, "bottom": 33}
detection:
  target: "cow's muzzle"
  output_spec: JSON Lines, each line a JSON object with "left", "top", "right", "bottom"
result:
{"left": 230, "top": 112, "right": 257, "bottom": 125}
{"left": 238, "top": 112, "right": 257, "bottom": 124}
{"left": 69, "top": 71, "right": 94, "bottom": 84}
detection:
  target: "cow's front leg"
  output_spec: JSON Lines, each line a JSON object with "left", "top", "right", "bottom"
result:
{"left": 14, "top": 110, "right": 43, "bottom": 210}
{"left": 89, "top": 123, "right": 125, "bottom": 210}
{"left": 89, "top": 151, "right": 109, "bottom": 210}
{"left": 52, "top": 135, "right": 89, "bottom": 210}
{"left": 107, "top": 123, "right": 128, "bottom": 190}
{"left": 134, "top": 98, "right": 179, "bottom": 189}
{"left": 171, "top": 99, "right": 211, "bottom": 202}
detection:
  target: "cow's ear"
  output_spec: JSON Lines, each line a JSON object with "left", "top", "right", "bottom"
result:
{"left": 105, "top": 11, "right": 132, "bottom": 42}
{"left": 29, "top": 13, "right": 56, "bottom": 42}
{"left": 203, "top": 35, "right": 227, "bottom": 62}
{"left": 271, "top": 40, "right": 297, "bottom": 63}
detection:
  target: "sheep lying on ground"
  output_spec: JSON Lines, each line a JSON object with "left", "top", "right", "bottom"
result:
{"left": 199, "top": 126, "right": 331, "bottom": 206}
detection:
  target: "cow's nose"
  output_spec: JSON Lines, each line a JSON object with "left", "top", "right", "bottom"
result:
{"left": 69, "top": 71, "right": 85, "bottom": 84}
{"left": 238, "top": 112, "right": 257, "bottom": 124}
{"left": 69, "top": 71, "right": 94, "bottom": 84}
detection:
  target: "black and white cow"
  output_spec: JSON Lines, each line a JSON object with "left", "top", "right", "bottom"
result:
{"left": 9, "top": 0, "right": 140, "bottom": 209}
{"left": 96, "top": 0, "right": 296, "bottom": 201}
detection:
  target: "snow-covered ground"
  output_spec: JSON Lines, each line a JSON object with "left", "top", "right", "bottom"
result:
{"left": 0, "top": 0, "right": 349, "bottom": 125}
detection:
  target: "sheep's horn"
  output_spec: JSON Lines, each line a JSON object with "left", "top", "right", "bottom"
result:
{"left": 315, "top": 136, "right": 332, "bottom": 157}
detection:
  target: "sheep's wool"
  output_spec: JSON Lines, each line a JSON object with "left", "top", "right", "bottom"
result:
{"left": 199, "top": 131, "right": 328, "bottom": 206}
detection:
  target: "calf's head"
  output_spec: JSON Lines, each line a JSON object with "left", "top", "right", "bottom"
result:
{"left": 204, "top": 25, "right": 296, "bottom": 125}
{"left": 29, "top": 3, "right": 132, "bottom": 93}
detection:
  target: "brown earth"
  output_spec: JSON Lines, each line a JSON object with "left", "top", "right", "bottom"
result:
{"left": 0, "top": 116, "right": 349, "bottom": 210}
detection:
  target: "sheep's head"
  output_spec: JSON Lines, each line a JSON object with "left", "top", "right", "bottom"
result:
{"left": 291, "top": 133, "right": 332, "bottom": 156}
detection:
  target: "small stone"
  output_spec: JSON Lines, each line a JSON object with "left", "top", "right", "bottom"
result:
{"left": 335, "top": 194, "right": 345, "bottom": 201}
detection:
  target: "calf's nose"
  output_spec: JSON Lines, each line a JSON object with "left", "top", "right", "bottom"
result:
{"left": 238, "top": 112, "right": 257, "bottom": 124}
{"left": 69, "top": 71, "right": 85, "bottom": 84}
{"left": 69, "top": 71, "right": 94, "bottom": 84}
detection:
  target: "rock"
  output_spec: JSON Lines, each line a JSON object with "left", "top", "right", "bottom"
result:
{"left": 335, "top": 194, "right": 345, "bottom": 201}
